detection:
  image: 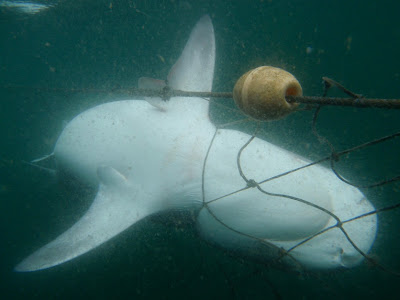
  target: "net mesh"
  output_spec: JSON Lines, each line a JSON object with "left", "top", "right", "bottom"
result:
{"left": 200, "top": 78, "right": 400, "bottom": 278}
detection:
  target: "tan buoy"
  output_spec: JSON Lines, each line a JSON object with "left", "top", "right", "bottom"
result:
{"left": 233, "top": 66, "right": 302, "bottom": 121}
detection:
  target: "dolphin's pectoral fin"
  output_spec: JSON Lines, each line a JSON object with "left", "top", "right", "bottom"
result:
{"left": 15, "top": 166, "right": 157, "bottom": 272}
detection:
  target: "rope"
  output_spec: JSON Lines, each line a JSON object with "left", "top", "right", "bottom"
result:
{"left": 5, "top": 84, "right": 400, "bottom": 109}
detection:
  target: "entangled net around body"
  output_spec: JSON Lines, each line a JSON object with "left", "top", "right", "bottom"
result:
{"left": 198, "top": 78, "right": 400, "bottom": 277}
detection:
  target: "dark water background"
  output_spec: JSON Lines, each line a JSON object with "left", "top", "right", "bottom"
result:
{"left": 1, "top": 0, "right": 400, "bottom": 299}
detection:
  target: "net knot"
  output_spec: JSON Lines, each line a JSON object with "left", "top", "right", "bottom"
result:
{"left": 246, "top": 179, "right": 258, "bottom": 188}
{"left": 331, "top": 152, "right": 340, "bottom": 162}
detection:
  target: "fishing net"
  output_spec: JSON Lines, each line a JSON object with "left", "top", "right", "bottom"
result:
{"left": 197, "top": 76, "right": 400, "bottom": 279}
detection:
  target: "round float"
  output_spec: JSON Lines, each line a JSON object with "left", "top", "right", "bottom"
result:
{"left": 233, "top": 66, "right": 302, "bottom": 121}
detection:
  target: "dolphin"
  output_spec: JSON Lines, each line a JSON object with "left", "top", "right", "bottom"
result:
{"left": 15, "top": 15, "right": 377, "bottom": 272}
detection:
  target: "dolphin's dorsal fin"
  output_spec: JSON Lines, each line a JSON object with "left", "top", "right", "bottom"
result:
{"left": 138, "top": 77, "right": 168, "bottom": 111}
{"left": 139, "top": 15, "right": 215, "bottom": 117}
{"left": 167, "top": 15, "right": 215, "bottom": 93}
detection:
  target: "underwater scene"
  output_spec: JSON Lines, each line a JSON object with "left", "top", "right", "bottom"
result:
{"left": 1, "top": 0, "right": 400, "bottom": 299}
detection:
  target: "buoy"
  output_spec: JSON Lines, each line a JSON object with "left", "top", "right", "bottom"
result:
{"left": 233, "top": 66, "right": 302, "bottom": 121}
